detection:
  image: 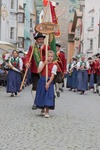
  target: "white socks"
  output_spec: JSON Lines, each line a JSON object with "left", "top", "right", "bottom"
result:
{"left": 31, "top": 90, "right": 36, "bottom": 100}
{"left": 94, "top": 84, "right": 97, "bottom": 92}
{"left": 98, "top": 86, "right": 100, "bottom": 95}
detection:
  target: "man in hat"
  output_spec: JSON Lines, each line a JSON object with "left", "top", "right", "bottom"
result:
{"left": 55, "top": 42, "right": 66, "bottom": 97}
{"left": 25, "top": 32, "right": 50, "bottom": 109}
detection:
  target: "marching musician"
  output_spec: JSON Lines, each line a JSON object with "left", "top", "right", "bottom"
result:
{"left": 90, "top": 54, "right": 99, "bottom": 93}
{"left": 97, "top": 54, "right": 100, "bottom": 96}
{"left": 70, "top": 57, "right": 78, "bottom": 92}
{"left": 77, "top": 55, "right": 89, "bottom": 94}
{"left": 54, "top": 42, "right": 66, "bottom": 97}
{"left": 87, "top": 57, "right": 94, "bottom": 90}
{"left": 7, "top": 50, "right": 23, "bottom": 97}
{"left": 66, "top": 59, "right": 72, "bottom": 90}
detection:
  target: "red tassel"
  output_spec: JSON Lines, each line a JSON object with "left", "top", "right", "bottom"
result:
{"left": 43, "top": 0, "right": 49, "bottom": 7}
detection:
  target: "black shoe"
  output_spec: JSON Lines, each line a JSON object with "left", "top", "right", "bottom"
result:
{"left": 80, "top": 91, "right": 84, "bottom": 95}
{"left": 97, "top": 90, "right": 99, "bottom": 93}
{"left": 74, "top": 89, "right": 77, "bottom": 92}
{"left": 56, "top": 91, "right": 60, "bottom": 97}
{"left": 69, "top": 88, "right": 72, "bottom": 91}
{"left": 10, "top": 93, "right": 14, "bottom": 97}
{"left": 15, "top": 92, "right": 17, "bottom": 95}
{"left": 32, "top": 105, "right": 37, "bottom": 110}
{"left": 59, "top": 88, "right": 64, "bottom": 92}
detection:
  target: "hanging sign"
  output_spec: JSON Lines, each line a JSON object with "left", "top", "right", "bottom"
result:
{"left": 35, "top": 22, "right": 55, "bottom": 34}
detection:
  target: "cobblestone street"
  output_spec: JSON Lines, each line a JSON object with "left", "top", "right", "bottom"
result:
{"left": 0, "top": 86, "right": 100, "bottom": 150}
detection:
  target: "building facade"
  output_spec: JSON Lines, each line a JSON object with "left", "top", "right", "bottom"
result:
{"left": 23, "top": 0, "right": 35, "bottom": 51}
{"left": 17, "top": 0, "right": 24, "bottom": 51}
{"left": 72, "top": 10, "right": 82, "bottom": 55}
{"left": 0, "top": 0, "right": 18, "bottom": 46}
{"left": 83, "top": 0, "right": 100, "bottom": 56}
{"left": 69, "top": 0, "right": 81, "bottom": 22}
{"left": 0, "top": 0, "right": 36, "bottom": 51}
{"left": 68, "top": 0, "right": 85, "bottom": 61}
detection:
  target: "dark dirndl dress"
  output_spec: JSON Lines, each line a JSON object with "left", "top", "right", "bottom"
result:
{"left": 89, "top": 73, "right": 94, "bottom": 89}
{"left": 71, "top": 68, "right": 77, "bottom": 89}
{"left": 77, "top": 70, "right": 88, "bottom": 91}
{"left": 34, "top": 76, "right": 55, "bottom": 109}
{"left": 7, "top": 69, "right": 22, "bottom": 93}
{"left": 66, "top": 73, "right": 72, "bottom": 88}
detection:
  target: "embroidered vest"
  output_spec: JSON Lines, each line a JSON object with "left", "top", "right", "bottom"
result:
{"left": 41, "top": 63, "right": 54, "bottom": 77}
{"left": 80, "top": 61, "right": 86, "bottom": 67}
{"left": 11, "top": 57, "right": 19, "bottom": 69}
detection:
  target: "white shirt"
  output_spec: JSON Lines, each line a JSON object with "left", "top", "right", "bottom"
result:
{"left": 77, "top": 61, "right": 89, "bottom": 70}
{"left": 71, "top": 61, "right": 77, "bottom": 69}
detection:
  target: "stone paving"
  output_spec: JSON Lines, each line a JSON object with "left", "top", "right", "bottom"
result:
{"left": 0, "top": 86, "right": 100, "bottom": 150}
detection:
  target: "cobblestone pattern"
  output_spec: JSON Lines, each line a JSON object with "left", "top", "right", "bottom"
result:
{"left": 0, "top": 86, "right": 100, "bottom": 150}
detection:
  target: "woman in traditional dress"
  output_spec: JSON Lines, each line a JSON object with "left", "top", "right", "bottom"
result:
{"left": 70, "top": 57, "right": 78, "bottom": 92}
{"left": 66, "top": 59, "right": 72, "bottom": 90}
{"left": 77, "top": 55, "right": 89, "bottom": 94}
{"left": 34, "top": 50, "right": 57, "bottom": 118}
{"left": 7, "top": 50, "right": 23, "bottom": 97}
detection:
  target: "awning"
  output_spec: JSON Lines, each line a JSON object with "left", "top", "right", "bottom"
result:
{"left": 0, "top": 41, "right": 16, "bottom": 52}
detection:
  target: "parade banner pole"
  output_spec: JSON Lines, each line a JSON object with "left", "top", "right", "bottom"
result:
{"left": 20, "top": 46, "right": 35, "bottom": 91}
{"left": 45, "top": 34, "right": 49, "bottom": 81}
{"left": 35, "top": 22, "right": 55, "bottom": 83}
{"left": 35, "top": 0, "right": 56, "bottom": 82}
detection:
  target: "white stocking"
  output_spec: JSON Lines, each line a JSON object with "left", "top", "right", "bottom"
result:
{"left": 59, "top": 83, "right": 63, "bottom": 89}
{"left": 94, "top": 84, "right": 97, "bottom": 92}
{"left": 56, "top": 83, "right": 60, "bottom": 92}
{"left": 98, "top": 86, "right": 100, "bottom": 94}
{"left": 31, "top": 90, "right": 36, "bottom": 104}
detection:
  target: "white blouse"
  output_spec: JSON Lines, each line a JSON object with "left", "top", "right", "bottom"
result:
{"left": 77, "top": 61, "right": 89, "bottom": 70}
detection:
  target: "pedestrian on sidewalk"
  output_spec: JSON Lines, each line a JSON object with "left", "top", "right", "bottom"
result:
{"left": 34, "top": 50, "right": 57, "bottom": 118}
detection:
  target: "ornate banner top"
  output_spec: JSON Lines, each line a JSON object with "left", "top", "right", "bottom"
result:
{"left": 35, "top": 22, "right": 55, "bottom": 34}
